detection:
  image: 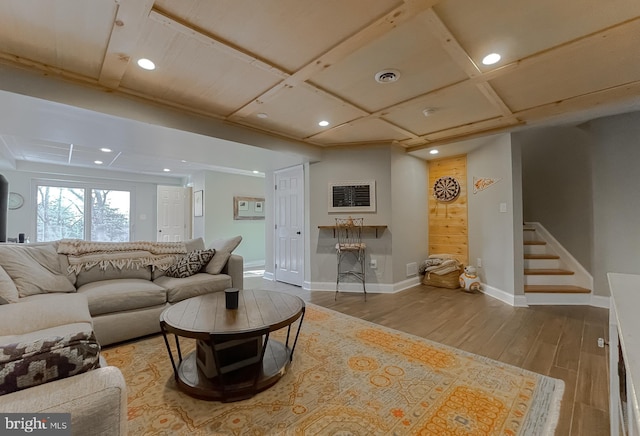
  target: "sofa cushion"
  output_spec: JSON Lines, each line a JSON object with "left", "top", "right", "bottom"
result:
{"left": 77, "top": 279, "right": 167, "bottom": 316}
{"left": 0, "top": 244, "right": 76, "bottom": 297}
{"left": 154, "top": 273, "right": 232, "bottom": 303}
{"left": 0, "top": 265, "right": 19, "bottom": 304}
{"left": 75, "top": 264, "right": 152, "bottom": 288}
{"left": 0, "top": 330, "right": 100, "bottom": 395}
{"left": 165, "top": 249, "right": 215, "bottom": 278}
{"left": 205, "top": 236, "right": 242, "bottom": 275}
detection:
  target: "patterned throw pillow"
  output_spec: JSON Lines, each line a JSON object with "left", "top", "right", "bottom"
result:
{"left": 165, "top": 249, "right": 216, "bottom": 278}
{"left": 0, "top": 331, "right": 100, "bottom": 395}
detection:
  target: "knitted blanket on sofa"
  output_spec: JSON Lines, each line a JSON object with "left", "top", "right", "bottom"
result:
{"left": 57, "top": 239, "right": 188, "bottom": 274}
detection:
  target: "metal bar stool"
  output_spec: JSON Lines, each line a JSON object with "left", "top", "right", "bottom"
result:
{"left": 335, "top": 217, "right": 366, "bottom": 301}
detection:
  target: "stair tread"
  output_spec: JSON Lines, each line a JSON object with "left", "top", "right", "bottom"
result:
{"left": 523, "top": 227, "right": 536, "bottom": 231}
{"left": 524, "top": 254, "right": 560, "bottom": 259}
{"left": 525, "top": 285, "right": 591, "bottom": 294}
{"left": 524, "top": 268, "right": 575, "bottom": 275}
{"left": 524, "top": 240, "right": 546, "bottom": 245}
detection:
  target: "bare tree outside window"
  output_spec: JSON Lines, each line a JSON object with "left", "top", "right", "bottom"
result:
{"left": 36, "top": 185, "right": 131, "bottom": 242}
{"left": 91, "top": 189, "right": 130, "bottom": 242}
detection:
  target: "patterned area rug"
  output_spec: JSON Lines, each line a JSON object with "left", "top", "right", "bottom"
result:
{"left": 102, "top": 303, "right": 563, "bottom": 435}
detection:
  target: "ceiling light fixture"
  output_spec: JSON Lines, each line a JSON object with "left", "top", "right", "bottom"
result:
{"left": 100, "top": 148, "right": 112, "bottom": 153}
{"left": 429, "top": 149, "right": 439, "bottom": 155}
{"left": 318, "top": 120, "right": 330, "bottom": 127}
{"left": 374, "top": 69, "right": 401, "bottom": 83}
{"left": 94, "top": 160, "right": 103, "bottom": 165}
{"left": 256, "top": 113, "right": 268, "bottom": 119}
{"left": 163, "top": 168, "right": 171, "bottom": 172}
{"left": 252, "top": 170, "right": 260, "bottom": 174}
{"left": 137, "top": 58, "right": 156, "bottom": 70}
{"left": 482, "top": 53, "right": 501, "bottom": 65}
{"left": 422, "top": 108, "right": 436, "bottom": 117}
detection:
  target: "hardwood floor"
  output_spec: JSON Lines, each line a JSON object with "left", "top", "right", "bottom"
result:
{"left": 245, "top": 275, "right": 610, "bottom": 436}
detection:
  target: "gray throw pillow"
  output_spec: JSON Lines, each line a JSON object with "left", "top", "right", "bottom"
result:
{"left": 165, "top": 249, "right": 216, "bottom": 278}
{"left": 205, "top": 236, "right": 242, "bottom": 275}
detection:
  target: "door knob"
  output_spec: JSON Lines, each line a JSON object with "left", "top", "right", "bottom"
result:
{"left": 296, "top": 231, "right": 301, "bottom": 235}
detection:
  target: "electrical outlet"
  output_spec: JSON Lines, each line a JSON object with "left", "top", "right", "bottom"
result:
{"left": 477, "top": 258, "right": 482, "bottom": 268}
{"left": 370, "top": 259, "right": 377, "bottom": 269}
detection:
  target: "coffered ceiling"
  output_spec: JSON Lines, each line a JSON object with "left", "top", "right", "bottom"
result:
{"left": 0, "top": 0, "right": 639, "bottom": 175}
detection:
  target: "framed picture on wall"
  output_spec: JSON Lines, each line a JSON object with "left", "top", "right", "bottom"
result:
{"left": 234, "top": 196, "right": 265, "bottom": 220}
{"left": 328, "top": 180, "right": 376, "bottom": 213}
{"left": 194, "top": 190, "right": 203, "bottom": 217}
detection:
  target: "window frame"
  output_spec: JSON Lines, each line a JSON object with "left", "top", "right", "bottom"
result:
{"left": 33, "top": 178, "right": 135, "bottom": 242}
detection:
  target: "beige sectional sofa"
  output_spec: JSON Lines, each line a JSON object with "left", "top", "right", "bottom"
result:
{"left": 0, "top": 294, "right": 127, "bottom": 435}
{"left": 0, "top": 236, "right": 243, "bottom": 346}
{"left": 0, "top": 236, "right": 243, "bottom": 434}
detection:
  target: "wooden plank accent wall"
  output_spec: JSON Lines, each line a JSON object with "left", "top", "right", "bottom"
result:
{"left": 428, "top": 155, "right": 468, "bottom": 265}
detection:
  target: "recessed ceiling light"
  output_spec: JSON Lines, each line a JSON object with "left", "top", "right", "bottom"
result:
{"left": 429, "top": 149, "right": 439, "bottom": 155}
{"left": 252, "top": 170, "right": 260, "bottom": 174}
{"left": 256, "top": 113, "right": 268, "bottom": 119}
{"left": 482, "top": 53, "right": 501, "bottom": 65}
{"left": 163, "top": 168, "right": 171, "bottom": 172}
{"left": 100, "top": 148, "right": 112, "bottom": 153}
{"left": 137, "top": 58, "right": 156, "bottom": 70}
{"left": 181, "top": 160, "right": 187, "bottom": 163}
{"left": 94, "top": 160, "right": 103, "bottom": 165}
{"left": 318, "top": 120, "right": 330, "bottom": 127}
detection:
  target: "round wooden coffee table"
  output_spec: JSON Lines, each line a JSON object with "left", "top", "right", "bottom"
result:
{"left": 160, "top": 290, "right": 305, "bottom": 402}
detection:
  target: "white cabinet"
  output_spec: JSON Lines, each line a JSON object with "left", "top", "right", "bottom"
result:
{"left": 609, "top": 273, "right": 640, "bottom": 436}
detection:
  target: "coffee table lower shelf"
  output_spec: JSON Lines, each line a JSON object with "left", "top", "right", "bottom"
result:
{"left": 176, "top": 340, "right": 291, "bottom": 401}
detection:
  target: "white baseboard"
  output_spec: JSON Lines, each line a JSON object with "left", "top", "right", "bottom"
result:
{"left": 525, "top": 292, "right": 610, "bottom": 307}
{"left": 263, "top": 271, "right": 274, "bottom": 281}
{"left": 591, "top": 295, "right": 610, "bottom": 309}
{"left": 243, "top": 260, "right": 265, "bottom": 269}
{"left": 481, "top": 284, "right": 528, "bottom": 307}
{"left": 309, "top": 281, "right": 400, "bottom": 294}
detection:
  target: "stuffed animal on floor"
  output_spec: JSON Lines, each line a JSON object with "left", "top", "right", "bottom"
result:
{"left": 459, "top": 265, "right": 481, "bottom": 293}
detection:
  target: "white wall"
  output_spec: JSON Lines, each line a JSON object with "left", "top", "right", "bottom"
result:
{"left": 194, "top": 170, "right": 266, "bottom": 267}
{"left": 515, "top": 126, "right": 594, "bottom": 271}
{"left": 467, "top": 134, "right": 520, "bottom": 299}
{"left": 390, "top": 146, "right": 429, "bottom": 283}
{"left": 308, "top": 146, "right": 393, "bottom": 289}
{"left": 1, "top": 163, "right": 180, "bottom": 241}
{"left": 295, "top": 145, "right": 430, "bottom": 291}
{"left": 584, "top": 111, "right": 640, "bottom": 296}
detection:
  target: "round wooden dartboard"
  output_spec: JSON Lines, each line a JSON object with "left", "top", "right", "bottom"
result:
{"left": 433, "top": 176, "right": 461, "bottom": 202}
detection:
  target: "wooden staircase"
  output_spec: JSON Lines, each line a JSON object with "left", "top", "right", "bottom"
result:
{"left": 523, "top": 225, "right": 591, "bottom": 296}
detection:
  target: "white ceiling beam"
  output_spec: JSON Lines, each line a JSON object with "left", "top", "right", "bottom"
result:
{"left": 228, "top": 0, "right": 442, "bottom": 120}
{"left": 421, "top": 8, "right": 513, "bottom": 118}
{"left": 473, "top": 15, "right": 640, "bottom": 84}
{"left": 98, "top": 0, "right": 155, "bottom": 89}
{"left": 148, "top": 9, "right": 288, "bottom": 79}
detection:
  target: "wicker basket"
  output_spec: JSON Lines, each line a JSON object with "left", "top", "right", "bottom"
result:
{"left": 421, "top": 267, "right": 462, "bottom": 289}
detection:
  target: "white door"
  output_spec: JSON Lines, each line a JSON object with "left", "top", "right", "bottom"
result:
{"left": 275, "top": 165, "right": 304, "bottom": 286}
{"left": 157, "top": 186, "right": 190, "bottom": 242}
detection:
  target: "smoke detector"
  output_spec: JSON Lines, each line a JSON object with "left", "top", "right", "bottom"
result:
{"left": 374, "top": 69, "right": 401, "bottom": 84}
{"left": 422, "top": 108, "right": 437, "bottom": 117}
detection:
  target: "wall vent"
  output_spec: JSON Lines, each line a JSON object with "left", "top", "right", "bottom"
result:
{"left": 374, "top": 69, "right": 400, "bottom": 83}
{"left": 406, "top": 262, "right": 418, "bottom": 277}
